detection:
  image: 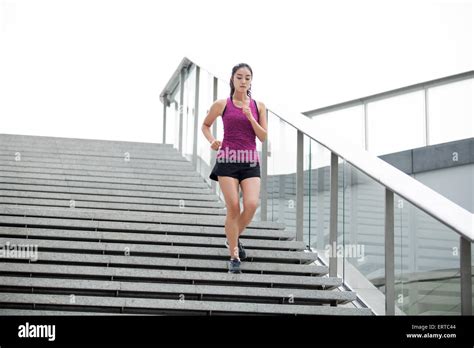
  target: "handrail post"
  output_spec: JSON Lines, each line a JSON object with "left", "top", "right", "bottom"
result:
{"left": 329, "top": 152, "right": 338, "bottom": 277}
{"left": 210, "top": 77, "right": 218, "bottom": 195}
{"left": 162, "top": 94, "right": 168, "bottom": 144}
{"left": 460, "top": 236, "right": 472, "bottom": 315}
{"left": 260, "top": 109, "right": 268, "bottom": 221}
{"left": 363, "top": 102, "right": 368, "bottom": 151}
{"left": 192, "top": 65, "right": 200, "bottom": 170}
{"left": 178, "top": 67, "right": 186, "bottom": 154}
{"left": 424, "top": 87, "right": 430, "bottom": 146}
{"left": 385, "top": 188, "right": 395, "bottom": 315}
{"left": 296, "top": 130, "right": 304, "bottom": 241}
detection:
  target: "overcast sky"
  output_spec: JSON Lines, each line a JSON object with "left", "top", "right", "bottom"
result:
{"left": 0, "top": 0, "right": 472, "bottom": 143}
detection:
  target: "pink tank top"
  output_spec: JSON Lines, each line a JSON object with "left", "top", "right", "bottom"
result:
{"left": 216, "top": 97, "right": 260, "bottom": 164}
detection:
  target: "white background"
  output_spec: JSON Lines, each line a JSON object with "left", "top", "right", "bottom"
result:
{"left": 0, "top": 0, "right": 472, "bottom": 143}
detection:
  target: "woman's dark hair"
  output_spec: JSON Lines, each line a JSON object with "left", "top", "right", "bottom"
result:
{"left": 230, "top": 63, "right": 253, "bottom": 99}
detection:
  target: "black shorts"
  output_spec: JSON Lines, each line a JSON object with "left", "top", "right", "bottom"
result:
{"left": 209, "top": 161, "right": 261, "bottom": 183}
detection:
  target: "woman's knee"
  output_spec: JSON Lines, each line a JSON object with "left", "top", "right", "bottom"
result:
{"left": 226, "top": 201, "right": 241, "bottom": 218}
{"left": 243, "top": 199, "right": 259, "bottom": 212}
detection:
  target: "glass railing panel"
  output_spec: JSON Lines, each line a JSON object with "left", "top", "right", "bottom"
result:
{"left": 427, "top": 78, "right": 473, "bottom": 144}
{"left": 340, "top": 160, "right": 386, "bottom": 290}
{"left": 216, "top": 78, "right": 227, "bottom": 144}
{"left": 367, "top": 91, "right": 425, "bottom": 156}
{"left": 165, "top": 88, "right": 180, "bottom": 150}
{"left": 196, "top": 69, "right": 215, "bottom": 183}
{"left": 164, "top": 100, "right": 177, "bottom": 148}
{"left": 394, "top": 194, "right": 462, "bottom": 315}
{"left": 266, "top": 110, "right": 297, "bottom": 236}
{"left": 181, "top": 65, "right": 196, "bottom": 162}
{"left": 305, "top": 137, "right": 332, "bottom": 251}
{"left": 393, "top": 193, "right": 411, "bottom": 314}
{"left": 213, "top": 78, "right": 229, "bottom": 203}
{"left": 303, "top": 135, "right": 312, "bottom": 246}
{"left": 254, "top": 114, "right": 263, "bottom": 221}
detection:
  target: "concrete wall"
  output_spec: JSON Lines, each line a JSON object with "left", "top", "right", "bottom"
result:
{"left": 379, "top": 137, "right": 473, "bottom": 212}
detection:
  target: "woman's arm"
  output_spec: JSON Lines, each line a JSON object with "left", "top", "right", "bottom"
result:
{"left": 201, "top": 99, "right": 225, "bottom": 150}
{"left": 244, "top": 101, "right": 267, "bottom": 142}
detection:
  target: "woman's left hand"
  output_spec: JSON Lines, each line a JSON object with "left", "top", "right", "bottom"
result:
{"left": 242, "top": 103, "right": 254, "bottom": 122}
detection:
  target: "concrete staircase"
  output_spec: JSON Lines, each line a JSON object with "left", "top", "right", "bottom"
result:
{"left": 0, "top": 134, "right": 372, "bottom": 315}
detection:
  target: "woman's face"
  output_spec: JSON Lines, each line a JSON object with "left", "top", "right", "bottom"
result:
{"left": 232, "top": 67, "right": 252, "bottom": 94}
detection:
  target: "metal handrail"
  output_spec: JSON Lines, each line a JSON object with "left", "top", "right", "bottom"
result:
{"left": 160, "top": 56, "right": 473, "bottom": 315}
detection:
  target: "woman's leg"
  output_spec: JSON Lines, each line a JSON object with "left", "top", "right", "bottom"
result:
{"left": 238, "top": 177, "right": 261, "bottom": 236}
{"left": 218, "top": 176, "right": 241, "bottom": 259}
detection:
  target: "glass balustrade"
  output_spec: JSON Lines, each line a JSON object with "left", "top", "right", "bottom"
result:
{"left": 264, "top": 110, "right": 298, "bottom": 236}
{"left": 393, "top": 195, "right": 463, "bottom": 315}
{"left": 339, "top": 161, "right": 387, "bottom": 292}
{"left": 304, "top": 137, "right": 332, "bottom": 250}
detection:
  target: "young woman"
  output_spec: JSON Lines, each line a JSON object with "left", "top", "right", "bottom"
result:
{"left": 201, "top": 63, "right": 267, "bottom": 274}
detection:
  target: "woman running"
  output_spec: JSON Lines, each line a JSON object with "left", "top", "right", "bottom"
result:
{"left": 201, "top": 63, "right": 267, "bottom": 274}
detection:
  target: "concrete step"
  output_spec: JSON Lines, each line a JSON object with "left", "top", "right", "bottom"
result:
{"left": 0, "top": 197, "right": 226, "bottom": 216}
{"left": 0, "top": 263, "right": 341, "bottom": 289}
{"left": 0, "top": 251, "right": 326, "bottom": 275}
{"left": 0, "top": 205, "right": 286, "bottom": 230}
{"left": 0, "top": 189, "right": 225, "bottom": 209}
{"left": 0, "top": 144, "right": 190, "bottom": 163}
{"left": 0, "top": 293, "right": 373, "bottom": 315}
{"left": 0, "top": 184, "right": 220, "bottom": 202}
{"left": 0, "top": 141, "right": 180, "bottom": 154}
{"left": 0, "top": 152, "right": 190, "bottom": 167}
{"left": 0, "top": 251, "right": 328, "bottom": 276}
{"left": 0, "top": 275, "right": 355, "bottom": 304}
{"left": 0, "top": 137, "right": 179, "bottom": 149}
{"left": 0, "top": 134, "right": 173, "bottom": 146}
{"left": 0, "top": 216, "right": 294, "bottom": 240}
{"left": 0, "top": 155, "right": 196, "bottom": 172}
{"left": 0, "top": 237, "right": 317, "bottom": 263}
{"left": 0, "top": 227, "right": 306, "bottom": 251}
{"left": 0, "top": 160, "right": 203, "bottom": 178}
{"left": 0, "top": 169, "right": 209, "bottom": 188}
{"left": 0, "top": 149, "right": 187, "bottom": 162}
{"left": 0, "top": 134, "right": 176, "bottom": 150}
{"left": 0, "top": 309, "right": 137, "bottom": 315}
{"left": 0, "top": 165, "right": 205, "bottom": 182}
{"left": 0, "top": 134, "right": 365, "bottom": 315}
{"left": 0, "top": 176, "right": 213, "bottom": 195}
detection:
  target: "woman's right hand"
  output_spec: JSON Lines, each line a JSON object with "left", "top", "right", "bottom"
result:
{"left": 210, "top": 139, "right": 222, "bottom": 151}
